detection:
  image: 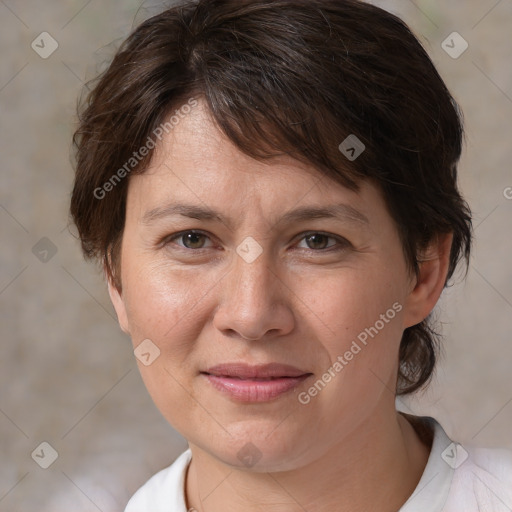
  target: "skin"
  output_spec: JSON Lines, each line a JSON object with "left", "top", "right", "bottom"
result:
{"left": 108, "top": 99, "right": 453, "bottom": 512}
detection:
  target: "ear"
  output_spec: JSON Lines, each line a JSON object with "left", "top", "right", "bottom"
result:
{"left": 105, "top": 269, "right": 130, "bottom": 335}
{"left": 402, "top": 233, "right": 453, "bottom": 329}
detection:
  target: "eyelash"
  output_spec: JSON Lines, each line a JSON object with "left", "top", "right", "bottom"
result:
{"left": 161, "top": 230, "right": 351, "bottom": 253}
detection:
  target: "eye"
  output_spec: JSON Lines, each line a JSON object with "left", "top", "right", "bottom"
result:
{"left": 161, "top": 230, "right": 350, "bottom": 253}
{"left": 295, "top": 232, "right": 350, "bottom": 251}
{"left": 165, "top": 230, "right": 214, "bottom": 250}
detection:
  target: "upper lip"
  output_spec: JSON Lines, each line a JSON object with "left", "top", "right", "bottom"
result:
{"left": 203, "top": 363, "right": 311, "bottom": 379}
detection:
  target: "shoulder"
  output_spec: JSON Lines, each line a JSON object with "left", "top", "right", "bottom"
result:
{"left": 399, "top": 413, "right": 512, "bottom": 512}
{"left": 124, "top": 449, "right": 192, "bottom": 512}
{"left": 444, "top": 443, "right": 512, "bottom": 510}
{"left": 465, "top": 443, "right": 512, "bottom": 478}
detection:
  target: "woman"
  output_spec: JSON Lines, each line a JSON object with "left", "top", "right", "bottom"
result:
{"left": 70, "top": 0, "right": 512, "bottom": 510}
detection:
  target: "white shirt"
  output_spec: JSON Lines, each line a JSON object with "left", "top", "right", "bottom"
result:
{"left": 124, "top": 416, "right": 512, "bottom": 511}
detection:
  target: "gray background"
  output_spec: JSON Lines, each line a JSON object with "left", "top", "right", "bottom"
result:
{"left": 1, "top": 1, "right": 511, "bottom": 510}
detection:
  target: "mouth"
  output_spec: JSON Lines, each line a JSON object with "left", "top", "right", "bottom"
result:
{"left": 200, "top": 362, "right": 313, "bottom": 402}
{"left": 203, "top": 362, "right": 310, "bottom": 379}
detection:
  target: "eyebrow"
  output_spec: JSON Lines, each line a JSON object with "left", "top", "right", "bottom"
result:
{"left": 141, "top": 202, "right": 370, "bottom": 228}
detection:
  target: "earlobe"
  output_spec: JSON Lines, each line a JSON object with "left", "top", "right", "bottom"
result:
{"left": 402, "top": 233, "right": 453, "bottom": 329}
{"left": 106, "top": 272, "right": 130, "bottom": 335}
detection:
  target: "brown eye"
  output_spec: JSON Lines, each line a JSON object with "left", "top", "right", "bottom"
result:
{"left": 296, "top": 232, "right": 347, "bottom": 251}
{"left": 304, "top": 233, "right": 331, "bottom": 250}
{"left": 166, "top": 230, "right": 213, "bottom": 250}
{"left": 182, "top": 232, "right": 206, "bottom": 249}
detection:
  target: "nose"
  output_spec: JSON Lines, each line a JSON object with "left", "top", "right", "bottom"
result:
{"left": 213, "top": 247, "right": 295, "bottom": 341}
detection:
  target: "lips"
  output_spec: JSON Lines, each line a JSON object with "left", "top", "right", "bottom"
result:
{"left": 202, "top": 362, "right": 310, "bottom": 379}
{"left": 201, "top": 362, "right": 313, "bottom": 402}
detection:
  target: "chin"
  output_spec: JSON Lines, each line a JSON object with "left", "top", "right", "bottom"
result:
{"left": 202, "top": 426, "right": 309, "bottom": 472}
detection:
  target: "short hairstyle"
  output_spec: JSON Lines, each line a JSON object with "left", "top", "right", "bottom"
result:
{"left": 70, "top": 0, "right": 472, "bottom": 395}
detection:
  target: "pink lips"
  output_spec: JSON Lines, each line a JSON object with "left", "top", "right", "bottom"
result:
{"left": 201, "top": 363, "right": 312, "bottom": 402}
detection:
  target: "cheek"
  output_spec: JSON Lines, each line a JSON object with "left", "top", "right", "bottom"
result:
{"left": 120, "top": 257, "right": 213, "bottom": 433}
{"left": 310, "top": 267, "right": 404, "bottom": 338}
{"left": 298, "top": 272, "right": 405, "bottom": 433}
{"left": 121, "top": 255, "right": 212, "bottom": 345}
{"left": 306, "top": 267, "right": 406, "bottom": 387}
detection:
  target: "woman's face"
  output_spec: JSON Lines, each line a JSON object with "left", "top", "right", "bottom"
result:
{"left": 109, "top": 99, "right": 426, "bottom": 471}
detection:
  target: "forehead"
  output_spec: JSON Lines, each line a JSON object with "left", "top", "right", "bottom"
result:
{"left": 144, "top": 99, "right": 322, "bottom": 186}
{"left": 125, "top": 99, "right": 384, "bottom": 228}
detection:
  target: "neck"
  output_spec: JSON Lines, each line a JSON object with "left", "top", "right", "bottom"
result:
{"left": 185, "top": 409, "right": 431, "bottom": 512}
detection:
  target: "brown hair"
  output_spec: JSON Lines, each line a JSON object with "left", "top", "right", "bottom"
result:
{"left": 70, "top": 0, "right": 472, "bottom": 395}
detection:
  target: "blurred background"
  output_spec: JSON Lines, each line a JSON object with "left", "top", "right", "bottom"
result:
{"left": 1, "top": 0, "right": 511, "bottom": 510}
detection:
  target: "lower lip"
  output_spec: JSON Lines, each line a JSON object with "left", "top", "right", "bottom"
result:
{"left": 203, "top": 374, "right": 311, "bottom": 402}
